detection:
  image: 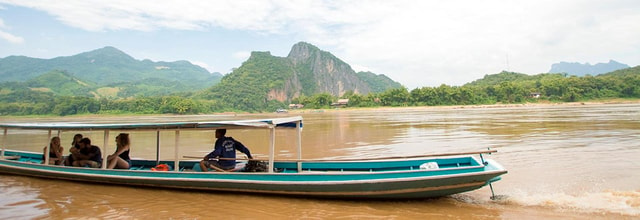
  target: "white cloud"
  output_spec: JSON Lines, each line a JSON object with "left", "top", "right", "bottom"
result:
{"left": 232, "top": 51, "right": 251, "bottom": 60}
{"left": 2, "top": 0, "right": 639, "bottom": 87}
{"left": 0, "top": 30, "right": 23, "bottom": 43}
{"left": 189, "top": 60, "right": 212, "bottom": 72}
{"left": 350, "top": 64, "right": 373, "bottom": 73}
{"left": 0, "top": 18, "right": 24, "bottom": 43}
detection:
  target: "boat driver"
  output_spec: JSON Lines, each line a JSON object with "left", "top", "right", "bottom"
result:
{"left": 200, "top": 129, "right": 253, "bottom": 172}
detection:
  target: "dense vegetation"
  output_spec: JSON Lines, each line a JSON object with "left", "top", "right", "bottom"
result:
{"left": 199, "top": 52, "right": 294, "bottom": 112}
{"left": 291, "top": 67, "right": 639, "bottom": 108}
{"left": 1, "top": 66, "right": 638, "bottom": 116}
{"left": 0, "top": 46, "right": 222, "bottom": 96}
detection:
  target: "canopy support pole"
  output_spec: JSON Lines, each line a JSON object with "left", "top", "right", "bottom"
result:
{"left": 174, "top": 130, "right": 180, "bottom": 172}
{"left": 296, "top": 121, "right": 302, "bottom": 173}
{"left": 1, "top": 128, "right": 5, "bottom": 159}
{"left": 156, "top": 130, "right": 160, "bottom": 166}
{"left": 268, "top": 126, "right": 275, "bottom": 173}
{"left": 44, "top": 130, "right": 52, "bottom": 165}
{"left": 56, "top": 130, "right": 61, "bottom": 164}
{"left": 102, "top": 130, "right": 109, "bottom": 169}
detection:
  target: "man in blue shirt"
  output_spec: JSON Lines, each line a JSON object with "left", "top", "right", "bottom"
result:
{"left": 199, "top": 129, "right": 253, "bottom": 172}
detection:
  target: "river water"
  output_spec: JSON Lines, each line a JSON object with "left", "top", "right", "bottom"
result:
{"left": 1, "top": 103, "right": 639, "bottom": 219}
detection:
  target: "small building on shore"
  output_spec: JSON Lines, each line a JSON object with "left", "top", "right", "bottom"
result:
{"left": 530, "top": 92, "right": 541, "bottom": 98}
{"left": 289, "top": 104, "right": 304, "bottom": 109}
{"left": 331, "top": 99, "right": 349, "bottom": 108}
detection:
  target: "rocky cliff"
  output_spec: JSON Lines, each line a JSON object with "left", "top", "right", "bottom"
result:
{"left": 285, "top": 42, "right": 371, "bottom": 98}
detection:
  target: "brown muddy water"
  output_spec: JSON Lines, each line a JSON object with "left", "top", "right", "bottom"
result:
{"left": 0, "top": 103, "right": 639, "bottom": 219}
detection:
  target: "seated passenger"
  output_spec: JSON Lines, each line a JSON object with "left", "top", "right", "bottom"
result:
{"left": 200, "top": 129, "right": 252, "bottom": 172}
{"left": 42, "top": 136, "right": 64, "bottom": 165}
{"left": 64, "top": 134, "right": 83, "bottom": 166}
{"left": 72, "top": 137, "right": 102, "bottom": 168}
{"left": 107, "top": 133, "right": 131, "bottom": 169}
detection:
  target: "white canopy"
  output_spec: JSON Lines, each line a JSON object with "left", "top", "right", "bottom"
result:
{"left": 0, "top": 116, "right": 303, "bottom": 131}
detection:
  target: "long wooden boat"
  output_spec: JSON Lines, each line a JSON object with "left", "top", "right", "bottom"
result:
{"left": 0, "top": 116, "right": 507, "bottom": 199}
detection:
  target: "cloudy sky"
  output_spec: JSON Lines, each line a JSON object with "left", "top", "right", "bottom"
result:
{"left": 1, "top": 0, "right": 638, "bottom": 88}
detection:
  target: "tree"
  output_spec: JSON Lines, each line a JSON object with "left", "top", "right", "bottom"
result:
{"left": 308, "top": 93, "right": 334, "bottom": 108}
{"left": 380, "top": 87, "right": 410, "bottom": 106}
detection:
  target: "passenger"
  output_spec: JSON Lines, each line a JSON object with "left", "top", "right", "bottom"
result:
{"left": 107, "top": 133, "right": 131, "bottom": 169}
{"left": 64, "top": 134, "right": 83, "bottom": 166}
{"left": 200, "top": 129, "right": 253, "bottom": 172}
{"left": 42, "top": 136, "right": 64, "bottom": 165}
{"left": 72, "top": 137, "right": 102, "bottom": 168}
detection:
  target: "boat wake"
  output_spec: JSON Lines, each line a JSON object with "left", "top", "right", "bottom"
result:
{"left": 456, "top": 189, "right": 640, "bottom": 217}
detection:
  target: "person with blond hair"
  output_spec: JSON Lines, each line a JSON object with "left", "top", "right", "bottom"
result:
{"left": 42, "top": 136, "right": 64, "bottom": 165}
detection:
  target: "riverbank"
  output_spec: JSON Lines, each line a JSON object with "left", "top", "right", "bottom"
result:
{"left": 287, "top": 98, "right": 640, "bottom": 114}
{"left": 1, "top": 99, "right": 639, "bottom": 120}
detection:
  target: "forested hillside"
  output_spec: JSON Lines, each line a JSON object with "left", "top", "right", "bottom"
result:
{"left": 26, "top": 70, "right": 95, "bottom": 97}
{"left": 0, "top": 46, "right": 222, "bottom": 96}
{"left": 356, "top": 71, "right": 402, "bottom": 93}
{"left": 200, "top": 51, "right": 295, "bottom": 112}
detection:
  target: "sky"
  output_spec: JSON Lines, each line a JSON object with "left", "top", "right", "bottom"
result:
{"left": 0, "top": 0, "right": 639, "bottom": 89}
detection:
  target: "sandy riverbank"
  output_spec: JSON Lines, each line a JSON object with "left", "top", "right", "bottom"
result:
{"left": 286, "top": 99, "right": 640, "bottom": 114}
{"left": 1, "top": 99, "right": 639, "bottom": 120}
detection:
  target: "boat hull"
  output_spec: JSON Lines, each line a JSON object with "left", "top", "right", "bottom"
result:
{"left": 0, "top": 151, "right": 506, "bottom": 199}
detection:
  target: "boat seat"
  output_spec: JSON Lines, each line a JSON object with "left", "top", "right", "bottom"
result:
{"left": 3, "top": 155, "right": 21, "bottom": 160}
{"left": 129, "top": 166, "right": 145, "bottom": 170}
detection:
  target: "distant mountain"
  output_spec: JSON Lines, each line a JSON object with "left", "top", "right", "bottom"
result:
{"left": 0, "top": 46, "right": 222, "bottom": 91}
{"left": 201, "top": 42, "right": 402, "bottom": 111}
{"left": 549, "top": 60, "right": 630, "bottom": 76}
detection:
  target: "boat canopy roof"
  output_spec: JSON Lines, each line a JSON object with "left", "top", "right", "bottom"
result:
{"left": 0, "top": 116, "right": 303, "bottom": 131}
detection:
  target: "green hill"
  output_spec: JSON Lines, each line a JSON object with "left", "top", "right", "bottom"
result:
{"left": 26, "top": 70, "right": 95, "bottom": 97}
{"left": 0, "top": 46, "right": 222, "bottom": 92}
{"left": 601, "top": 65, "right": 640, "bottom": 78}
{"left": 356, "top": 71, "right": 402, "bottom": 93}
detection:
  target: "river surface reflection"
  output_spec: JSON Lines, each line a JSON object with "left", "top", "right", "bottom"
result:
{"left": 1, "top": 103, "right": 639, "bottom": 219}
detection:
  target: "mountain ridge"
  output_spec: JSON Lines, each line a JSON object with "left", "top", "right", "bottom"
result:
{"left": 0, "top": 46, "right": 222, "bottom": 90}
{"left": 549, "top": 60, "right": 629, "bottom": 76}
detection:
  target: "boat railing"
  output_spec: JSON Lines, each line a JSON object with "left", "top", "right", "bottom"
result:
{"left": 2, "top": 118, "right": 496, "bottom": 174}
{"left": 184, "top": 149, "right": 497, "bottom": 163}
